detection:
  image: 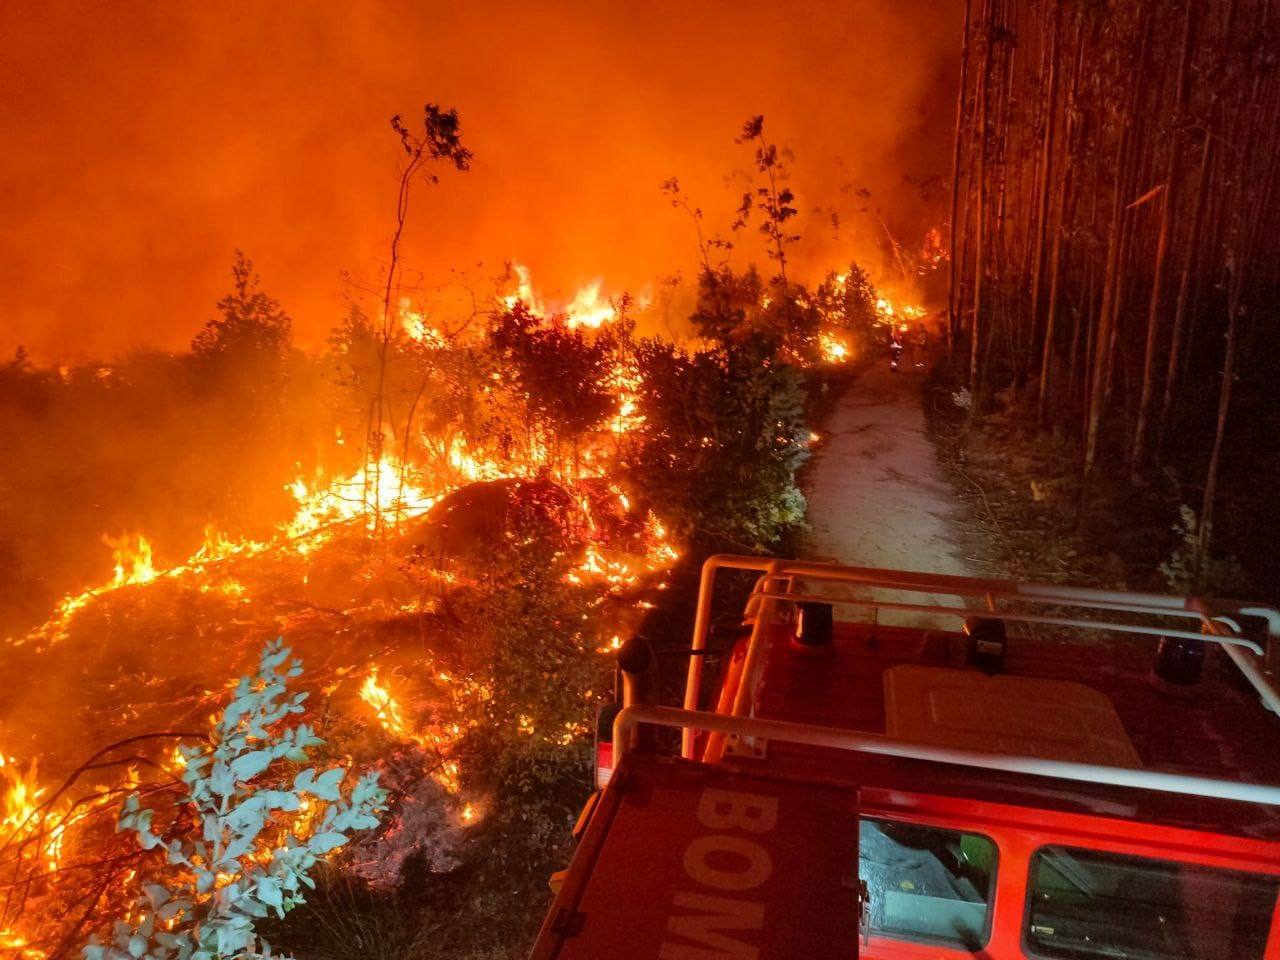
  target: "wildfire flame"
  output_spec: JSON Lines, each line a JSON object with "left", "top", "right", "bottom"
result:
{"left": 398, "top": 301, "right": 448, "bottom": 347}
{"left": 812, "top": 271, "right": 927, "bottom": 366}
{"left": 359, "top": 670, "right": 424, "bottom": 749}
{"left": 358, "top": 669, "right": 473, "bottom": 796}
{"left": 104, "top": 534, "right": 157, "bottom": 587}
{"left": 502, "top": 261, "right": 617, "bottom": 329}
{"left": 875, "top": 296, "right": 926, "bottom": 324}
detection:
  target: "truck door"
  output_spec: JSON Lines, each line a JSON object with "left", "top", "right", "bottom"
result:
{"left": 531, "top": 753, "right": 862, "bottom": 959}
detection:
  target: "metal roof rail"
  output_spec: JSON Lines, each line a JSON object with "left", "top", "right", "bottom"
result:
{"left": 619, "top": 704, "right": 1280, "bottom": 808}
{"left": 681, "top": 555, "right": 1280, "bottom": 758}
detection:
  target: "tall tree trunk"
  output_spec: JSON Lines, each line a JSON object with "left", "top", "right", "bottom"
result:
{"left": 1199, "top": 278, "right": 1240, "bottom": 564}
{"left": 970, "top": 0, "right": 994, "bottom": 392}
{"left": 1069, "top": 118, "right": 1102, "bottom": 407}
{"left": 1071, "top": 256, "right": 1095, "bottom": 407}
{"left": 367, "top": 151, "right": 422, "bottom": 530}
{"left": 948, "top": 0, "right": 974, "bottom": 354}
{"left": 1131, "top": 0, "right": 1197, "bottom": 479}
{"left": 1037, "top": 8, "right": 1084, "bottom": 427}
{"left": 1155, "top": 132, "right": 1213, "bottom": 460}
{"left": 1102, "top": 195, "right": 1138, "bottom": 414}
{"left": 1026, "top": 1, "right": 1062, "bottom": 391}
{"left": 1083, "top": 130, "right": 1132, "bottom": 473}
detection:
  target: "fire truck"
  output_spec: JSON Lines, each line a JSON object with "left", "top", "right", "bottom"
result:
{"left": 529, "top": 556, "right": 1280, "bottom": 959}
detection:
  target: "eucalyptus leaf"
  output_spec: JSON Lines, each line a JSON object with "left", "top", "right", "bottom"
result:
{"left": 307, "top": 767, "right": 345, "bottom": 801}
{"left": 229, "top": 750, "right": 272, "bottom": 782}
{"left": 306, "top": 832, "right": 347, "bottom": 854}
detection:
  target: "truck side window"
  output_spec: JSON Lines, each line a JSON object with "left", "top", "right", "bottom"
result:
{"left": 1027, "top": 845, "right": 1279, "bottom": 960}
{"left": 859, "top": 818, "right": 997, "bottom": 949}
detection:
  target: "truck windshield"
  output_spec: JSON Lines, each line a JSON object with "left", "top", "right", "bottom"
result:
{"left": 859, "top": 818, "right": 997, "bottom": 950}
{"left": 1028, "top": 845, "right": 1279, "bottom": 959}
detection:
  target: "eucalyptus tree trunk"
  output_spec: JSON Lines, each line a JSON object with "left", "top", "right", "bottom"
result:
{"left": 1131, "top": 0, "right": 1197, "bottom": 479}
{"left": 948, "top": 0, "right": 975, "bottom": 354}
{"left": 1199, "top": 273, "right": 1241, "bottom": 564}
{"left": 970, "top": 0, "right": 994, "bottom": 392}
{"left": 1154, "top": 132, "right": 1213, "bottom": 461}
{"left": 1083, "top": 133, "right": 1131, "bottom": 474}
{"left": 1026, "top": 1, "right": 1061, "bottom": 391}
{"left": 1037, "top": 9, "right": 1083, "bottom": 428}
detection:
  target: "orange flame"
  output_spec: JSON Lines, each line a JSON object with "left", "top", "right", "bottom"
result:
{"left": 502, "top": 261, "right": 618, "bottom": 329}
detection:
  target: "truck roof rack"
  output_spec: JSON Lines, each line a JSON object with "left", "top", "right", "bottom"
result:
{"left": 676, "top": 555, "right": 1280, "bottom": 799}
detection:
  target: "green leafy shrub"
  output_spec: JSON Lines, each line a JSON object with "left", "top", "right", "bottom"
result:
{"left": 85, "top": 640, "right": 387, "bottom": 960}
{"left": 1158, "top": 504, "right": 1246, "bottom": 595}
{"left": 624, "top": 338, "right": 809, "bottom": 552}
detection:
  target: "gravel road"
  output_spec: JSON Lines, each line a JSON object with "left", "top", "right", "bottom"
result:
{"left": 802, "top": 357, "right": 974, "bottom": 627}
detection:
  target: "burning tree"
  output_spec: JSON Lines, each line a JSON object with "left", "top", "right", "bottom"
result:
{"left": 366, "top": 105, "right": 473, "bottom": 529}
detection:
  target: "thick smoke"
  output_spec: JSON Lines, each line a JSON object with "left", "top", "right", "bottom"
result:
{"left": 0, "top": 0, "right": 960, "bottom": 359}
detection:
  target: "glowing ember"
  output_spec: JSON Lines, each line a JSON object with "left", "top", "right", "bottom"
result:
{"left": 598, "top": 634, "right": 623, "bottom": 654}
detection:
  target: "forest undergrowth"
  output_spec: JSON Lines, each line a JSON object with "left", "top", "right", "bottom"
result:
{"left": 926, "top": 359, "right": 1248, "bottom": 600}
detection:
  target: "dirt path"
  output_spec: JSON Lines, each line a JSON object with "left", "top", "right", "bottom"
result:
{"left": 802, "top": 358, "right": 975, "bottom": 626}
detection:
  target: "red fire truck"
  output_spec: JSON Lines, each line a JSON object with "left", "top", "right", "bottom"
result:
{"left": 530, "top": 556, "right": 1280, "bottom": 959}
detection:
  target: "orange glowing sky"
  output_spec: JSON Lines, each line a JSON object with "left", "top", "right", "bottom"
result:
{"left": 0, "top": 1, "right": 960, "bottom": 360}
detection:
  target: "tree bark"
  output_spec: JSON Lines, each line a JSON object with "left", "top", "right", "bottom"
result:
{"left": 1131, "top": 0, "right": 1197, "bottom": 479}
{"left": 1026, "top": 1, "right": 1061, "bottom": 392}
{"left": 970, "top": 0, "right": 994, "bottom": 393}
{"left": 1198, "top": 276, "right": 1240, "bottom": 563}
{"left": 947, "top": 0, "right": 974, "bottom": 354}
{"left": 1037, "top": 7, "right": 1084, "bottom": 427}
{"left": 1083, "top": 129, "right": 1131, "bottom": 473}
{"left": 1155, "top": 131, "right": 1213, "bottom": 461}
